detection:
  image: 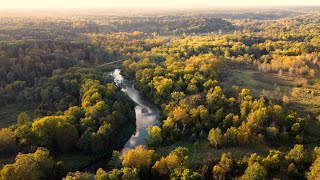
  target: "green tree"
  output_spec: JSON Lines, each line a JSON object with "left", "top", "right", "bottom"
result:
{"left": 285, "top": 144, "right": 307, "bottom": 165}
{"left": 151, "top": 76, "right": 174, "bottom": 98}
{"left": 208, "top": 128, "right": 223, "bottom": 149}
{"left": 262, "top": 150, "right": 283, "bottom": 171}
{"left": 147, "top": 125, "right": 163, "bottom": 146}
{"left": 121, "top": 167, "right": 139, "bottom": 180}
{"left": 108, "top": 151, "right": 121, "bottom": 169}
{"left": 0, "top": 148, "right": 56, "bottom": 180}
{"left": 95, "top": 168, "right": 108, "bottom": 180}
{"left": 64, "top": 171, "right": 92, "bottom": 180}
{"left": 17, "top": 112, "right": 30, "bottom": 125}
{"left": 0, "top": 128, "right": 17, "bottom": 155}
{"left": 170, "top": 168, "right": 201, "bottom": 180}
{"left": 213, "top": 153, "right": 233, "bottom": 180}
{"left": 32, "top": 116, "right": 78, "bottom": 152}
{"left": 242, "top": 162, "right": 267, "bottom": 180}
{"left": 287, "top": 163, "right": 299, "bottom": 177}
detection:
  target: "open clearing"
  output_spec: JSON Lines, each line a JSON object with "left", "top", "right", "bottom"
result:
{"left": 0, "top": 104, "right": 37, "bottom": 128}
{"left": 221, "top": 69, "right": 320, "bottom": 136}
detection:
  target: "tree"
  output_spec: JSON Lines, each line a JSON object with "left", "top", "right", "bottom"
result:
{"left": 271, "top": 105, "right": 285, "bottom": 126}
{"left": 0, "top": 128, "right": 17, "bottom": 155}
{"left": 151, "top": 76, "right": 174, "bottom": 98}
{"left": 239, "top": 88, "right": 252, "bottom": 102}
{"left": 242, "top": 162, "right": 267, "bottom": 180}
{"left": 95, "top": 168, "right": 109, "bottom": 180}
{"left": 171, "top": 91, "right": 186, "bottom": 103}
{"left": 64, "top": 171, "right": 92, "bottom": 180}
{"left": 219, "top": 153, "right": 233, "bottom": 173}
{"left": 224, "top": 127, "right": 238, "bottom": 145}
{"left": 312, "top": 146, "right": 320, "bottom": 161}
{"left": 95, "top": 167, "right": 139, "bottom": 180}
{"left": 64, "top": 106, "right": 85, "bottom": 121}
{"left": 246, "top": 108, "right": 268, "bottom": 132}
{"left": 0, "top": 148, "right": 56, "bottom": 180}
{"left": 265, "top": 127, "right": 279, "bottom": 140}
{"left": 213, "top": 153, "right": 233, "bottom": 180}
{"left": 170, "top": 168, "right": 201, "bottom": 180}
{"left": 171, "top": 106, "right": 190, "bottom": 133}
{"left": 291, "top": 123, "right": 300, "bottom": 133}
{"left": 285, "top": 144, "right": 307, "bottom": 165}
{"left": 208, "top": 128, "right": 223, "bottom": 149}
{"left": 121, "top": 145, "right": 155, "bottom": 172}
{"left": 56, "top": 121, "right": 80, "bottom": 152}
{"left": 287, "top": 163, "right": 299, "bottom": 177}
{"left": 121, "top": 167, "right": 139, "bottom": 180}
{"left": 213, "top": 165, "right": 225, "bottom": 180}
{"left": 262, "top": 150, "right": 283, "bottom": 171}
{"left": 316, "top": 115, "right": 320, "bottom": 125}
{"left": 206, "top": 86, "right": 225, "bottom": 111}
{"left": 190, "top": 105, "right": 209, "bottom": 127}
{"left": 15, "top": 124, "right": 34, "bottom": 148}
{"left": 282, "top": 95, "right": 290, "bottom": 107}
{"left": 108, "top": 151, "right": 121, "bottom": 169}
{"left": 147, "top": 125, "right": 163, "bottom": 146}
{"left": 90, "top": 123, "right": 112, "bottom": 154}
{"left": 307, "top": 157, "right": 320, "bottom": 180}
{"left": 17, "top": 112, "right": 30, "bottom": 125}
{"left": 152, "top": 147, "right": 189, "bottom": 176}
{"left": 32, "top": 116, "right": 78, "bottom": 152}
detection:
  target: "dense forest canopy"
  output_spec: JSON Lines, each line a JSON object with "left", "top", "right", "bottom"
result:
{"left": 0, "top": 6, "right": 320, "bottom": 180}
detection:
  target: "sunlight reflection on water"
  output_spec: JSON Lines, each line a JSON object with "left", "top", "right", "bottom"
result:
{"left": 110, "top": 69, "right": 159, "bottom": 153}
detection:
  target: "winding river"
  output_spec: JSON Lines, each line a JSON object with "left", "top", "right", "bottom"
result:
{"left": 110, "top": 69, "right": 160, "bottom": 152}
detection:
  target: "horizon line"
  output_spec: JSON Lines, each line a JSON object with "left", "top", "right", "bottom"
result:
{"left": 0, "top": 5, "right": 320, "bottom": 10}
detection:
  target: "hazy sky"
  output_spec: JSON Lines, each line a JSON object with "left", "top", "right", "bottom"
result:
{"left": 0, "top": 0, "right": 319, "bottom": 9}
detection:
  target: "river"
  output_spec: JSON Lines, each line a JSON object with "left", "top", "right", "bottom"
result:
{"left": 110, "top": 69, "right": 160, "bottom": 152}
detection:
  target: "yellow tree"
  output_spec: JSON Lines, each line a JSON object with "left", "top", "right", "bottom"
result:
{"left": 208, "top": 128, "right": 223, "bottom": 149}
{"left": 152, "top": 147, "right": 188, "bottom": 176}
{"left": 122, "top": 145, "right": 155, "bottom": 172}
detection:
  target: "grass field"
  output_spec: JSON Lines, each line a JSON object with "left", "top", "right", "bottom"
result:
{"left": 0, "top": 104, "right": 37, "bottom": 128}
{"left": 57, "top": 154, "right": 95, "bottom": 172}
{"left": 220, "top": 69, "right": 320, "bottom": 136}
{"left": 156, "top": 140, "right": 271, "bottom": 166}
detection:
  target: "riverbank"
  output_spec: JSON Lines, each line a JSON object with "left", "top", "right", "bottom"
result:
{"left": 110, "top": 69, "right": 161, "bottom": 152}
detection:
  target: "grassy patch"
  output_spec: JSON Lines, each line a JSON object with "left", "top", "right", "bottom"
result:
{"left": 57, "top": 154, "right": 95, "bottom": 172}
{"left": 221, "top": 70, "right": 293, "bottom": 98}
{"left": 0, "top": 104, "right": 37, "bottom": 128}
{"left": 156, "top": 140, "right": 271, "bottom": 167}
{"left": 221, "top": 69, "right": 320, "bottom": 136}
{"left": 253, "top": 72, "right": 308, "bottom": 87}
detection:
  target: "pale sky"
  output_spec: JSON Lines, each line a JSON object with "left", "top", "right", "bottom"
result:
{"left": 0, "top": 0, "right": 319, "bottom": 9}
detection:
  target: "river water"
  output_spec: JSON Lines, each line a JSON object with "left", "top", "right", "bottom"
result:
{"left": 109, "top": 69, "right": 160, "bottom": 152}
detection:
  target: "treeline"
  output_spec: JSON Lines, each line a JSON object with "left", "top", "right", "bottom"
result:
{"left": 0, "top": 69, "right": 136, "bottom": 177}
{"left": 6, "top": 144, "right": 316, "bottom": 180}
{"left": 0, "top": 40, "right": 121, "bottom": 108}
{"left": 0, "top": 15, "right": 234, "bottom": 37}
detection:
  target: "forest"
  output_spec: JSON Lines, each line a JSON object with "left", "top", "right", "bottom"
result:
{"left": 0, "top": 6, "right": 320, "bottom": 180}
